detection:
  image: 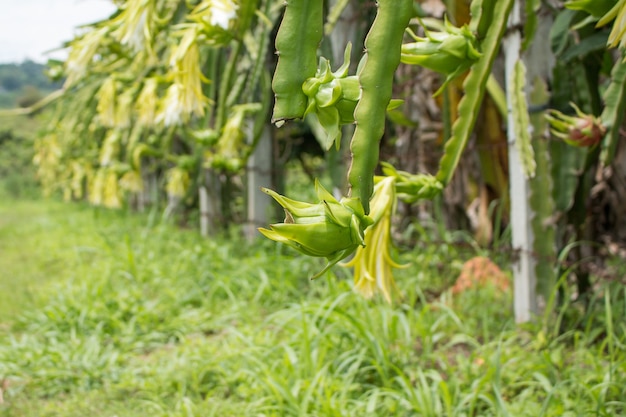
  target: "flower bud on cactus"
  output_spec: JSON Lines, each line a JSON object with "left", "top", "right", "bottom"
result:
{"left": 401, "top": 18, "right": 481, "bottom": 95}
{"left": 301, "top": 44, "right": 361, "bottom": 150}
{"left": 546, "top": 103, "right": 606, "bottom": 148}
{"left": 259, "top": 180, "right": 373, "bottom": 279}
{"left": 380, "top": 162, "right": 443, "bottom": 202}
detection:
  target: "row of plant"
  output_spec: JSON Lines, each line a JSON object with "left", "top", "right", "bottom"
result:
{"left": 22, "top": 0, "right": 626, "bottom": 306}
{"left": 34, "top": 0, "right": 276, "bottom": 218}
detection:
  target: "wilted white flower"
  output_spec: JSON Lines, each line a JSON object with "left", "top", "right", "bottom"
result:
{"left": 89, "top": 169, "right": 106, "bottom": 206}
{"left": 99, "top": 130, "right": 121, "bottom": 166}
{"left": 111, "top": 0, "right": 156, "bottom": 53}
{"left": 96, "top": 77, "right": 118, "bottom": 127}
{"left": 119, "top": 170, "right": 144, "bottom": 193}
{"left": 33, "top": 133, "right": 63, "bottom": 196}
{"left": 165, "top": 167, "right": 190, "bottom": 198}
{"left": 103, "top": 170, "right": 122, "bottom": 209}
{"left": 156, "top": 83, "right": 184, "bottom": 126}
{"left": 126, "top": 9, "right": 148, "bottom": 51}
{"left": 115, "top": 89, "right": 134, "bottom": 128}
{"left": 64, "top": 27, "right": 109, "bottom": 87}
{"left": 210, "top": 0, "right": 237, "bottom": 29}
{"left": 175, "top": 42, "right": 208, "bottom": 117}
{"left": 69, "top": 161, "right": 91, "bottom": 199}
{"left": 136, "top": 77, "right": 159, "bottom": 126}
{"left": 161, "top": 29, "right": 209, "bottom": 125}
{"left": 341, "top": 176, "right": 407, "bottom": 303}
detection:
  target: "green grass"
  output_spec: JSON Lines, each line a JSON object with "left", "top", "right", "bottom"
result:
{"left": 0, "top": 197, "right": 624, "bottom": 416}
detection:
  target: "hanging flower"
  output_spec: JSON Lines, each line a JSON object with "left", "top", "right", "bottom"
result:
{"left": 64, "top": 27, "right": 109, "bottom": 87}
{"left": 33, "top": 133, "right": 62, "bottom": 196}
{"left": 158, "top": 27, "right": 209, "bottom": 126}
{"left": 136, "top": 78, "right": 159, "bottom": 126}
{"left": 99, "top": 130, "right": 121, "bottom": 166}
{"left": 88, "top": 169, "right": 106, "bottom": 206}
{"left": 111, "top": 0, "right": 156, "bottom": 53}
{"left": 103, "top": 170, "right": 122, "bottom": 209}
{"left": 156, "top": 83, "right": 184, "bottom": 126}
{"left": 165, "top": 167, "right": 191, "bottom": 198}
{"left": 205, "top": 103, "right": 261, "bottom": 172}
{"left": 96, "top": 77, "right": 118, "bottom": 127}
{"left": 191, "top": 0, "right": 238, "bottom": 31}
{"left": 341, "top": 176, "right": 408, "bottom": 303}
{"left": 176, "top": 41, "right": 209, "bottom": 118}
{"left": 69, "top": 160, "right": 91, "bottom": 200}
{"left": 119, "top": 170, "right": 144, "bottom": 193}
{"left": 115, "top": 89, "right": 134, "bottom": 128}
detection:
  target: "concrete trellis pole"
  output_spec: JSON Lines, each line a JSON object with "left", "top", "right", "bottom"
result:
{"left": 245, "top": 125, "right": 272, "bottom": 241}
{"left": 504, "top": 0, "right": 555, "bottom": 322}
{"left": 505, "top": 0, "right": 536, "bottom": 323}
{"left": 199, "top": 170, "right": 222, "bottom": 237}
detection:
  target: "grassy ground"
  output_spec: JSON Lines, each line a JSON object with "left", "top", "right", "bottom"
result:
{"left": 0, "top": 197, "right": 624, "bottom": 416}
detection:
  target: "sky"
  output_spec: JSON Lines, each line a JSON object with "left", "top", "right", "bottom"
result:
{"left": 0, "top": 0, "right": 117, "bottom": 64}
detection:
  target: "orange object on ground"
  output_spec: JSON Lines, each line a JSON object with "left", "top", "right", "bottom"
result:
{"left": 452, "top": 256, "right": 510, "bottom": 294}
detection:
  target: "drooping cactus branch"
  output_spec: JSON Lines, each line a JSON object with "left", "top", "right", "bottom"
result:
{"left": 435, "top": 0, "right": 515, "bottom": 187}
